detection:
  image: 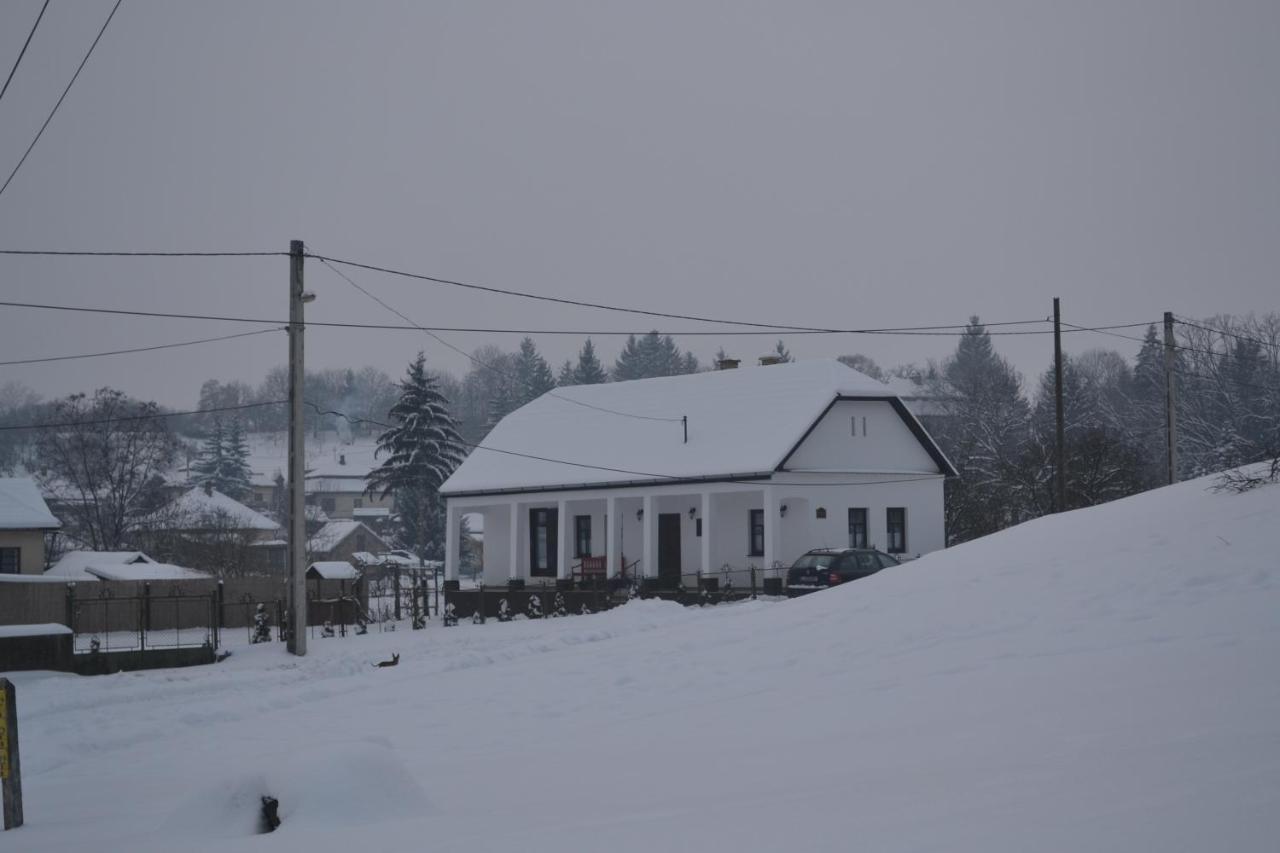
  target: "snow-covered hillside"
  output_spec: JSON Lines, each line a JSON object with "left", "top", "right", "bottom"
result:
{"left": 7, "top": 468, "right": 1279, "bottom": 852}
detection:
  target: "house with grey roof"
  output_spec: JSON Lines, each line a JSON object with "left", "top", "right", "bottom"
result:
{"left": 0, "top": 477, "right": 62, "bottom": 575}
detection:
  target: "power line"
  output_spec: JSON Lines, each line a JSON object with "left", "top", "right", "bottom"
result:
{"left": 309, "top": 252, "right": 1084, "bottom": 336}
{"left": 0, "top": 249, "right": 287, "bottom": 257}
{"left": 0, "top": 0, "right": 124, "bottom": 200}
{"left": 0, "top": 326, "right": 284, "bottom": 366}
{"left": 1174, "top": 367, "right": 1280, "bottom": 395}
{"left": 314, "top": 255, "right": 684, "bottom": 423}
{"left": 0, "top": 299, "right": 1149, "bottom": 338}
{"left": 0, "top": 0, "right": 50, "bottom": 104}
{"left": 0, "top": 399, "right": 286, "bottom": 432}
{"left": 1173, "top": 316, "right": 1280, "bottom": 354}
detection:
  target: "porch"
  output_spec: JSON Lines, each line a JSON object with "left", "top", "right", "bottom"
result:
{"left": 443, "top": 482, "right": 820, "bottom": 592}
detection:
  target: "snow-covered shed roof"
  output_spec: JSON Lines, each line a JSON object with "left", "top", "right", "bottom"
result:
{"left": 441, "top": 359, "right": 953, "bottom": 496}
{"left": 46, "top": 551, "right": 155, "bottom": 581}
{"left": 86, "top": 562, "right": 210, "bottom": 582}
{"left": 0, "top": 477, "right": 61, "bottom": 530}
{"left": 307, "top": 561, "right": 360, "bottom": 580}
{"left": 158, "top": 488, "right": 280, "bottom": 531}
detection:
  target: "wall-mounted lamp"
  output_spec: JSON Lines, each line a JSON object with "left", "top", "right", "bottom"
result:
{"left": 688, "top": 507, "right": 697, "bottom": 519}
{"left": 636, "top": 508, "right": 644, "bottom": 521}
{"left": 780, "top": 504, "right": 788, "bottom": 518}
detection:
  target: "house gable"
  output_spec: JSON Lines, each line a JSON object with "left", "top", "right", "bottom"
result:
{"left": 779, "top": 397, "right": 957, "bottom": 476}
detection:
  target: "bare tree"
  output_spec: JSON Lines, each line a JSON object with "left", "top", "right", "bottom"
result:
{"left": 34, "top": 388, "right": 177, "bottom": 551}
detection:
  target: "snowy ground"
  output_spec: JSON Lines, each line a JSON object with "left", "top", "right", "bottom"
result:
{"left": 6, "top": 469, "right": 1280, "bottom": 852}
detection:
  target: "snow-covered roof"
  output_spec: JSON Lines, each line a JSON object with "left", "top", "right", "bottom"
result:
{"left": 441, "top": 359, "right": 945, "bottom": 496}
{"left": 308, "top": 520, "right": 383, "bottom": 554}
{"left": 86, "top": 562, "right": 210, "bottom": 582}
{"left": 157, "top": 488, "right": 280, "bottom": 532}
{"left": 307, "top": 561, "right": 360, "bottom": 580}
{"left": 46, "top": 551, "right": 155, "bottom": 581}
{"left": 0, "top": 477, "right": 61, "bottom": 530}
{"left": 351, "top": 551, "right": 380, "bottom": 565}
{"left": 0, "top": 623, "right": 72, "bottom": 638}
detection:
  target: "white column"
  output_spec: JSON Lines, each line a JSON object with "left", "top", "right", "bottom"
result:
{"left": 641, "top": 493, "right": 656, "bottom": 578}
{"left": 557, "top": 499, "right": 572, "bottom": 580}
{"left": 763, "top": 486, "right": 779, "bottom": 573}
{"left": 444, "top": 501, "right": 460, "bottom": 581}
{"left": 508, "top": 501, "right": 520, "bottom": 580}
{"left": 700, "top": 491, "right": 713, "bottom": 573}
{"left": 606, "top": 494, "right": 620, "bottom": 579}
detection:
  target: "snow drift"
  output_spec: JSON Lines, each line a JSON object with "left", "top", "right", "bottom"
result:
{"left": 7, "top": 467, "right": 1280, "bottom": 852}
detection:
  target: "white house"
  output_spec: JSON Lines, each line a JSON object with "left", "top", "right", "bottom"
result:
{"left": 439, "top": 359, "right": 955, "bottom": 587}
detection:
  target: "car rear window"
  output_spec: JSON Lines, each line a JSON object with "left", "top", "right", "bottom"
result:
{"left": 791, "top": 554, "right": 837, "bottom": 570}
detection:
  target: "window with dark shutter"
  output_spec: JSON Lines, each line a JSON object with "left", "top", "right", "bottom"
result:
{"left": 887, "top": 507, "right": 907, "bottom": 554}
{"left": 848, "top": 508, "right": 867, "bottom": 548}
{"left": 749, "top": 509, "right": 764, "bottom": 557}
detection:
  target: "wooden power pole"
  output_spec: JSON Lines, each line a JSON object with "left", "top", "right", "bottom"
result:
{"left": 1163, "top": 311, "right": 1179, "bottom": 485}
{"left": 1053, "top": 297, "right": 1066, "bottom": 512}
{"left": 287, "top": 240, "right": 311, "bottom": 655}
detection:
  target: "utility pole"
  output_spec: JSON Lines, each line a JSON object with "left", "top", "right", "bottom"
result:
{"left": 286, "top": 240, "right": 312, "bottom": 655}
{"left": 1163, "top": 311, "right": 1179, "bottom": 485}
{"left": 1053, "top": 297, "right": 1066, "bottom": 513}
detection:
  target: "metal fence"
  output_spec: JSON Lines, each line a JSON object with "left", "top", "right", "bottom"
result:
{"left": 68, "top": 584, "right": 220, "bottom": 654}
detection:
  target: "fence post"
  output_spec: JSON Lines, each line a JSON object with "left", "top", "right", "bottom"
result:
{"left": 216, "top": 580, "right": 225, "bottom": 631}
{"left": 140, "top": 583, "right": 151, "bottom": 651}
{"left": 1, "top": 678, "right": 23, "bottom": 830}
{"left": 64, "top": 583, "right": 75, "bottom": 633}
{"left": 750, "top": 566, "right": 757, "bottom": 600}
{"left": 210, "top": 589, "right": 220, "bottom": 650}
{"left": 393, "top": 564, "right": 401, "bottom": 621}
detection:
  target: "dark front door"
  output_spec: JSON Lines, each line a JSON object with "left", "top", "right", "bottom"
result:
{"left": 658, "top": 513, "right": 682, "bottom": 585}
{"left": 529, "top": 508, "right": 558, "bottom": 577}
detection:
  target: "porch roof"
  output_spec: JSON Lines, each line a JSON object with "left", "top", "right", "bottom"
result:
{"left": 441, "top": 359, "right": 946, "bottom": 497}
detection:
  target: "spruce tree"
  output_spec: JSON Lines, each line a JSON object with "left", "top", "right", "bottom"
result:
{"left": 772, "top": 340, "right": 792, "bottom": 363}
{"left": 191, "top": 418, "right": 226, "bottom": 491}
{"left": 366, "top": 353, "right": 465, "bottom": 558}
{"left": 572, "top": 338, "right": 608, "bottom": 385}
{"left": 220, "top": 419, "right": 253, "bottom": 500}
{"left": 514, "top": 337, "right": 556, "bottom": 406}
{"left": 612, "top": 334, "right": 647, "bottom": 381}
{"left": 557, "top": 359, "right": 577, "bottom": 386}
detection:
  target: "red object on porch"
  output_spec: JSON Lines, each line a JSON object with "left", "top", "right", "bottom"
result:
{"left": 579, "top": 556, "right": 607, "bottom": 580}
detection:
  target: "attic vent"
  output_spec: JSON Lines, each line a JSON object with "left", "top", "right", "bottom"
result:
{"left": 758, "top": 355, "right": 783, "bottom": 366}
{"left": 715, "top": 358, "right": 741, "bottom": 370}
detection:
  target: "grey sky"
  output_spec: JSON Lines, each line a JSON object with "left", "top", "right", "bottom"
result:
{"left": 1, "top": 0, "right": 1277, "bottom": 408}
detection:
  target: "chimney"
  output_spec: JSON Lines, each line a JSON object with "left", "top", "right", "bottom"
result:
{"left": 758, "top": 354, "right": 783, "bottom": 366}
{"left": 715, "top": 357, "right": 741, "bottom": 370}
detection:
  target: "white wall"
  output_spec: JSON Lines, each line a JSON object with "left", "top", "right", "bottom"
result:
{"left": 784, "top": 400, "right": 938, "bottom": 473}
{"left": 773, "top": 474, "right": 945, "bottom": 557}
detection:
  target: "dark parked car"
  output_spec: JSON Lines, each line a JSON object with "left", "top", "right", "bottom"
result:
{"left": 785, "top": 548, "right": 900, "bottom": 595}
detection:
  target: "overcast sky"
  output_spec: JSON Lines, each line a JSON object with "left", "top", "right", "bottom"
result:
{"left": 1, "top": 0, "right": 1276, "bottom": 408}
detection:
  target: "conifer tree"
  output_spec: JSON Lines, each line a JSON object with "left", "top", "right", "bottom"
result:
{"left": 772, "top": 340, "right": 792, "bottom": 362}
{"left": 514, "top": 337, "right": 556, "bottom": 406}
{"left": 557, "top": 359, "right": 577, "bottom": 386}
{"left": 191, "top": 418, "right": 226, "bottom": 492}
{"left": 572, "top": 338, "right": 608, "bottom": 385}
{"left": 366, "top": 353, "right": 465, "bottom": 559}
{"left": 220, "top": 419, "right": 253, "bottom": 500}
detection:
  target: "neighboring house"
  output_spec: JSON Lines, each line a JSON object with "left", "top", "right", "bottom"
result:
{"left": 44, "top": 550, "right": 208, "bottom": 582}
{"left": 0, "top": 477, "right": 62, "bottom": 575}
{"left": 439, "top": 359, "right": 956, "bottom": 586}
{"left": 307, "top": 520, "right": 388, "bottom": 564}
{"left": 305, "top": 451, "right": 394, "bottom": 520}
{"left": 143, "top": 487, "right": 283, "bottom": 576}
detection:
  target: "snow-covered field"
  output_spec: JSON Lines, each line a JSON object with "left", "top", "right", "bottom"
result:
{"left": 7, "top": 469, "right": 1279, "bottom": 852}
